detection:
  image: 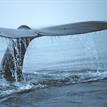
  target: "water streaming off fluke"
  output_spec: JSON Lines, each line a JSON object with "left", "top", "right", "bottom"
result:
{"left": 0, "top": 29, "right": 107, "bottom": 100}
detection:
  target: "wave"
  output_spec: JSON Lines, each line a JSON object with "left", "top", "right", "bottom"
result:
{"left": 25, "top": 69, "right": 107, "bottom": 85}
{"left": 0, "top": 69, "right": 107, "bottom": 101}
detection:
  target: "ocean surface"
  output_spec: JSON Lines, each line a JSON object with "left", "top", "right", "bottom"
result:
{"left": 0, "top": 30, "right": 107, "bottom": 107}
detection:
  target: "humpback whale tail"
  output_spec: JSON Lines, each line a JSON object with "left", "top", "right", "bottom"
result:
{"left": 0, "top": 21, "right": 107, "bottom": 82}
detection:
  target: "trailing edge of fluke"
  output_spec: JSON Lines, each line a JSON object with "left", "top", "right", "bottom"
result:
{"left": 0, "top": 21, "right": 107, "bottom": 39}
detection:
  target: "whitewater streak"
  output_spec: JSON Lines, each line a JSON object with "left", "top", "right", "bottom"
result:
{"left": 0, "top": 69, "right": 107, "bottom": 101}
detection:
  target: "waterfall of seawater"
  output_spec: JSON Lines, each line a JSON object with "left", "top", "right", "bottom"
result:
{"left": 81, "top": 32, "right": 106, "bottom": 74}
{"left": 1, "top": 37, "right": 33, "bottom": 82}
{"left": 0, "top": 31, "right": 107, "bottom": 100}
{"left": 85, "top": 33, "right": 105, "bottom": 72}
{"left": 9, "top": 39, "right": 23, "bottom": 82}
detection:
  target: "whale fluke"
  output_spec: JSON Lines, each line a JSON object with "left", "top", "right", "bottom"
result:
{"left": 0, "top": 21, "right": 107, "bottom": 82}
{"left": 0, "top": 21, "right": 107, "bottom": 39}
